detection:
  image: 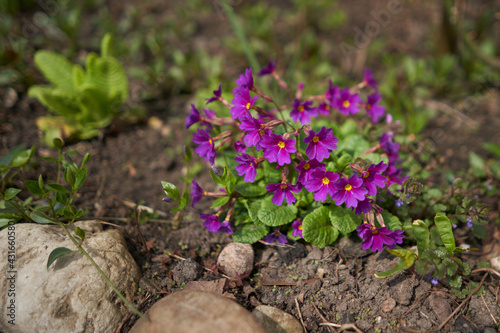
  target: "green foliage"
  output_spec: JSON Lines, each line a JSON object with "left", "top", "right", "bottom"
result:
{"left": 47, "top": 247, "right": 75, "bottom": 269}
{"left": 28, "top": 34, "right": 129, "bottom": 147}
{"left": 303, "top": 206, "right": 339, "bottom": 248}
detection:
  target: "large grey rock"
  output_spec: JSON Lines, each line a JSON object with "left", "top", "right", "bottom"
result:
{"left": 130, "top": 290, "right": 267, "bottom": 333}
{"left": 252, "top": 305, "right": 303, "bottom": 333}
{"left": 0, "top": 221, "right": 141, "bottom": 333}
{"left": 217, "top": 242, "right": 254, "bottom": 278}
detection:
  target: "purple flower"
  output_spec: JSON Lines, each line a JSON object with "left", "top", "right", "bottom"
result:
{"left": 316, "top": 102, "right": 331, "bottom": 116}
{"left": 266, "top": 182, "right": 301, "bottom": 206}
{"left": 258, "top": 58, "right": 277, "bottom": 76}
{"left": 219, "top": 221, "right": 233, "bottom": 234}
{"left": 239, "top": 116, "right": 264, "bottom": 147}
{"left": 431, "top": 277, "right": 440, "bottom": 285}
{"left": 335, "top": 88, "right": 362, "bottom": 115}
{"left": 191, "top": 180, "right": 204, "bottom": 207}
{"left": 206, "top": 83, "right": 222, "bottom": 105}
{"left": 234, "top": 140, "right": 246, "bottom": 153}
{"left": 365, "top": 93, "right": 385, "bottom": 122}
{"left": 263, "top": 230, "right": 288, "bottom": 244}
{"left": 356, "top": 224, "right": 405, "bottom": 252}
{"left": 233, "top": 68, "right": 254, "bottom": 94}
{"left": 235, "top": 154, "right": 258, "bottom": 183}
{"left": 204, "top": 108, "right": 216, "bottom": 119}
{"left": 466, "top": 216, "right": 473, "bottom": 228}
{"left": 201, "top": 213, "right": 220, "bottom": 233}
{"left": 363, "top": 68, "right": 378, "bottom": 90}
{"left": 192, "top": 128, "right": 216, "bottom": 165}
{"left": 185, "top": 104, "right": 201, "bottom": 129}
{"left": 296, "top": 159, "right": 326, "bottom": 185}
{"left": 331, "top": 175, "right": 368, "bottom": 208}
{"left": 325, "top": 80, "right": 339, "bottom": 106}
{"left": 379, "top": 132, "right": 400, "bottom": 164}
{"left": 384, "top": 165, "right": 406, "bottom": 186}
{"left": 260, "top": 132, "right": 296, "bottom": 166}
{"left": 304, "top": 169, "right": 340, "bottom": 202}
{"left": 395, "top": 199, "right": 404, "bottom": 207}
{"left": 231, "top": 88, "right": 258, "bottom": 120}
{"left": 361, "top": 161, "right": 388, "bottom": 196}
{"left": 292, "top": 220, "right": 303, "bottom": 238}
{"left": 290, "top": 99, "right": 317, "bottom": 125}
{"left": 304, "top": 126, "right": 339, "bottom": 162}
{"left": 354, "top": 198, "right": 373, "bottom": 215}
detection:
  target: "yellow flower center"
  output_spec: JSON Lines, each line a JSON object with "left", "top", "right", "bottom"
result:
{"left": 208, "top": 138, "right": 213, "bottom": 145}
{"left": 298, "top": 225, "right": 303, "bottom": 230}
{"left": 246, "top": 102, "right": 251, "bottom": 110}
{"left": 363, "top": 171, "right": 370, "bottom": 179}
{"left": 342, "top": 100, "right": 350, "bottom": 108}
{"left": 345, "top": 184, "right": 352, "bottom": 191}
{"left": 322, "top": 177, "right": 330, "bottom": 185}
{"left": 249, "top": 162, "right": 253, "bottom": 167}
{"left": 278, "top": 141, "right": 285, "bottom": 149}
{"left": 280, "top": 184, "right": 288, "bottom": 189}
{"left": 312, "top": 136, "right": 320, "bottom": 143}
{"left": 366, "top": 104, "right": 371, "bottom": 110}
{"left": 325, "top": 105, "right": 330, "bottom": 110}
{"left": 303, "top": 163, "right": 310, "bottom": 170}
{"left": 259, "top": 129, "right": 265, "bottom": 136}
{"left": 298, "top": 105, "right": 305, "bottom": 112}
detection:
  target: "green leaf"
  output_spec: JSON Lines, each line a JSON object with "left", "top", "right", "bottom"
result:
{"left": 0, "top": 219, "right": 12, "bottom": 230}
{"left": 434, "top": 213, "right": 455, "bottom": 256}
{"left": 52, "top": 138, "right": 63, "bottom": 150}
{"left": 72, "top": 64, "right": 85, "bottom": 88}
{"left": 81, "top": 153, "right": 91, "bottom": 167}
{"left": 85, "top": 53, "right": 128, "bottom": 103}
{"left": 382, "top": 211, "right": 403, "bottom": 230}
{"left": 374, "top": 260, "right": 409, "bottom": 278}
{"left": 433, "top": 204, "right": 447, "bottom": 213}
{"left": 184, "top": 146, "right": 192, "bottom": 163}
{"left": 74, "top": 167, "right": 87, "bottom": 190}
{"left": 225, "top": 172, "right": 236, "bottom": 195}
{"left": 412, "top": 219, "right": 429, "bottom": 258}
{"left": 30, "top": 211, "right": 56, "bottom": 224}
{"left": 469, "top": 151, "right": 486, "bottom": 177}
{"left": 483, "top": 142, "right": 500, "bottom": 159}
{"left": 47, "top": 247, "right": 74, "bottom": 269}
{"left": 25, "top": 180, "right": 44, "bottom": 196}
{"left": 100, "top": 33, "right": 115, "bottom": 58}
{"left": 11, "top": 146, "right": 35, "bottom": 168}
{"left": 234, "top": 183, "right": 267, "bottom": 197}
{"left": 64, "top": 167, "right": 76, "bottom": 187}
{"left": 28, "top": 86, "right": 81, "bottom": 117}
{"left": 210, "top": 196, "right": 230, "bottom": 209}
{"left": 33, "top": 50, "right": 75, "bottom": 91}
{"left": 210, "top": 170, "right": 224, "bottom": 185}
{"left": 303, "top": 206, "right": 339, "bottom": 248}
{"left": 46, "top": 184, "right": 70, "bottom": 194}
{"left": 257, "top": 198, "right": 298, "bottom": 227}
{"left": 472, "top": 224, "right": 487, "bottom": 239}
{"left": 0, "top": 144, "right": 26, "bottom": 167}
{"left": 329, "top": 205, "right": 362, "bottom": 234}
{"left": 74, "top": 226, "right": 86, "bottom": 242}
{"left": 243, "top": 199, "right": 263, "bottom": 223}
{"left": 232, "top": 223, "right": 269, "bottom": 244}
{"left": 4, "top": 188, "right": 21, "bottom": 200}
{"left": 161, "top": 181, "right": 180, "bottom": 201}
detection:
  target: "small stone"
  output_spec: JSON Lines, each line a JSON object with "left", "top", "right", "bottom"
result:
{"left": 130, "top": 290, "right": 267, "bottom": 333}
{"left": 394, "top": 276, "right": 416, "bottom": 305}
{"left": 3, "top": 87, "right": 18, "bottom": 109}
{"left": 217, "top": 243, "right": 254, "bottom": 278}
{"left": 382, "top": 298, "right": 396, "bottom": 313}
{"left": 172, "top": 258, "right": 202, "bottom": 286}
{"left": 252, "top": 305, "right": 303, "bottom": 333}
{"left": 428, "top": 294, "right": 451, "bottom": 322}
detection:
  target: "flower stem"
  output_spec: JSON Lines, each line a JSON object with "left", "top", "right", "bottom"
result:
{"left": 58, "top": 223, "right": 146, "bottom": 320}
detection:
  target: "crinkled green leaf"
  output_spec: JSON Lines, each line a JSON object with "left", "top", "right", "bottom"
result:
{"left": 232, "top": 223, "right": 269, "bottom": 244}
{"left": 434, "top": 213, "right": 455, "bottom": 256}
{"left": 329, "top": 205, "right": 361, "bottom": 234}
{"left": 382, "top": 210, "right": 403, "bottom": 230}
{"left": 85, "top": 53, "right": 128, "bottom": 103}
{"left": 234, "top": 183, "right": 267, "bottom": 197}
{"left": 412, "top": 219, "right": 429, "bottom": 258}
{"left": 242, "top": 198, "right": 263, "bottom": 223}
{"left": 258, "top": 198, "right": 298, "bottom": 227}
{"left": 47, "top": 247, "right": 74, "bottom": 269}
{"left": 303, "top": 206, "right": 339, "bottom": 248}
{"left": 34, "top": 50, "right": 75, "bottom": 91}
{"left": 28, "top": 86, "right": 81, "bottom": 117}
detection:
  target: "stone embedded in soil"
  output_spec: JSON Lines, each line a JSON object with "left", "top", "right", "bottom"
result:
{"left": 130, "top": 290, "right": 267, "bottom": 333}
{"left": 277, "top": 241, "right": 307, "bottom": 263}
{"left": 217, "top": 242, "right": 254, "bottom": 278}
{"left": 0, "top": 221, "right": 141, "bottom": 333}
{"left": 252, "top": 305, "right": 303, "bottom": 333}
{"left": 172, "top": 258, "right": 202, "bottom": 286}
{"left": 393, "top": 275, "right": 418, "bottom": 305}
{"left": 382, "top": 298, "right": 397, "bottom": 313}
{"left": 428, "top": 294, "right": 452, "bottom": 323}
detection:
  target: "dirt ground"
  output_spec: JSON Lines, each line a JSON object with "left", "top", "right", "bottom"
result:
{"left": 1, "top": 1, "right": 500, "bottom": 332}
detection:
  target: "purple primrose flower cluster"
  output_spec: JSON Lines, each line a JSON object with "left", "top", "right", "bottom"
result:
{"left": 185, "top": 61, "right": 406, "bottom": 252}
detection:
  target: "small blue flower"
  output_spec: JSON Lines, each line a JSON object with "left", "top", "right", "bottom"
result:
{"left": 466, "top": 216, "right": 473, "bottom": 228}
{"left": 395, "top": 199, "right": 404, "bottom": 207}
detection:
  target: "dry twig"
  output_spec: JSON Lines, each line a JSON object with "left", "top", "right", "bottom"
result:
{"left": 294, "top": 297, "right": 307, "bottom": 333}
